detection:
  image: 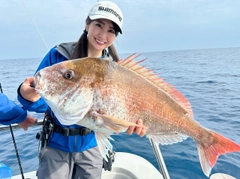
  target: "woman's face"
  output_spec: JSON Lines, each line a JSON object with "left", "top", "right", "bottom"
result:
{"left": 86, "top": 18, "right": 116, "bottom": 55}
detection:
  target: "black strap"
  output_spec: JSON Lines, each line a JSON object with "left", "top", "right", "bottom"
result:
{"left": 45, "top": 109, "right": 93, "bottom": 137}
{"left": 53, "top": 124, "right": 93, "bottom": 136}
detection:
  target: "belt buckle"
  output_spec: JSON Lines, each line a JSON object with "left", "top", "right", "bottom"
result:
{"left": 63, "top": 128, "right": 69, "bottom": 136}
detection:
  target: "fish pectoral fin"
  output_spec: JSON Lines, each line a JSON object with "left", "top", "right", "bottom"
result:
{"left": 95, "top": 132, "right": 114, "bottom": 161}
{"left": 93, "top": 112, "right": 138, "bottom": 132}
{"left": 147, "top": 133, "right": 188, "bottom": 145}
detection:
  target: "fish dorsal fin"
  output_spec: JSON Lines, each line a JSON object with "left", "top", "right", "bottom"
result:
{"left": 118, "top": 54, "right": 193, "bottom": 116}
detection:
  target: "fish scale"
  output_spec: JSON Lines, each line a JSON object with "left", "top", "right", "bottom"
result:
{"left": 34, "top": 54, "right": 240, "bottom": 177}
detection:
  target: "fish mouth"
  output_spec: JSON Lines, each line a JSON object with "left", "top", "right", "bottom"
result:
{"left": 30, "top": 81, "right": 35, "bottom": 88}
{"left": 33, "top": 72, "right": 42, "bottom": 90}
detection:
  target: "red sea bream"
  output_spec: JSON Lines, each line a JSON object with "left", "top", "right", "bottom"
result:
{"left": 34, "top": 54, "right": 240, "bottom": 177}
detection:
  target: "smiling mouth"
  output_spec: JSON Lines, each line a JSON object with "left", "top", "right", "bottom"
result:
{"left": 95, "top": 38, "right": 105, "bottom": 45}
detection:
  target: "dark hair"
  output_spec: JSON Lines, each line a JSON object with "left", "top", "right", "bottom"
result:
{"left": 71, "top": 17, "right": 120, "bottom": 62}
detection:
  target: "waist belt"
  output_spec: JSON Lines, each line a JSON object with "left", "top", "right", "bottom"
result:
{"left": 53, "top": 124, "right": 93, "bottom": 136}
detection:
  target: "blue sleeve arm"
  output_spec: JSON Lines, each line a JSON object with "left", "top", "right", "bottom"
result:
{"left": 35, "top": 48, "right": 56, "bottom": 74}
{"left": 17, "top": 48, "right": 59, "bottom": 113}
{"left": 0, "top": 93, "right": 27, "bottom": 125}
{"left": 17, "top": 89, "right": 48, "bottom": 113}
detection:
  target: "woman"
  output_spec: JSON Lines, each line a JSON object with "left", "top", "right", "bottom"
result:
{"left": 18, "top": 1, "right": 145, "bottom": 179}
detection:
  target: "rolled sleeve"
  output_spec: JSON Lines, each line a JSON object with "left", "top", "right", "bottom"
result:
{"left": 0, "top": 93, "right": 27, "bottom": 125}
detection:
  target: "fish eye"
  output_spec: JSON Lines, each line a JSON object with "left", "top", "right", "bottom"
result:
{"left": 64, "top": 70, "right": 74, "bottom": 80}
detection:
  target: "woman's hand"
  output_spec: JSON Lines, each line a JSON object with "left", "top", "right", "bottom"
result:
{"left": 126, "top": 119, "right": 146, "bottom": 137}
{"left": 20, "top": 77, "right": 40, "bottom": 102}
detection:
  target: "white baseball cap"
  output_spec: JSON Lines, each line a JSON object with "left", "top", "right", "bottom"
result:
{"left": 88, "top": 1, "right": 123, "bottom": 34}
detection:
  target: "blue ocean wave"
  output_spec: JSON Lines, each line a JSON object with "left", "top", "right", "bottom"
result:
{"left": 1, "top": 47, "right": 240, "bottom": 178}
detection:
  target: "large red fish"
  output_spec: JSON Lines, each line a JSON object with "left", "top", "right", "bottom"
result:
{"left": 34, "top": 54, "right": 240, "bottom": 177}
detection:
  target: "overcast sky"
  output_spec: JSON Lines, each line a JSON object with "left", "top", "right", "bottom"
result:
{"left": 0, "top": 0, "right": 239, "bottom": 60}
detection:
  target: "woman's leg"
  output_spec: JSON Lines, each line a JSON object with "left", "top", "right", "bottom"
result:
{"left": 37, "top": 146, "right": 74, "bottom": 179}
{"left": 72, "top": 146, "right": 103, "bottom": 179}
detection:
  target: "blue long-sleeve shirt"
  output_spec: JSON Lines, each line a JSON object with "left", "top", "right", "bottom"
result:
{"left": 0, "top": 93, "right": 27, "bottom": 125}
{"left": 17, "top": 42, "right": 98, "bottom": 153}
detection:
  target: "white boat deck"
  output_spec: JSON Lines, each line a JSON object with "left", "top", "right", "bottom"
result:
{"left": 12, "top": 152, "right": 164, "bottom": 179}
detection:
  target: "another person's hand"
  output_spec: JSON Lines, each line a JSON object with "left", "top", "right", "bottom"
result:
{"left": 20, "top": 77, "right": 40, "bottom": 102}
{"left": 19, "top": 114, "right": 38, "bottom": 131}
{"left": 126, "top": 119, "right": 146, "bottom": 137}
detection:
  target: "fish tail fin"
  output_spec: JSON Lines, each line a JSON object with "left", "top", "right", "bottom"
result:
{"left": 197, "top": 130, "right": 240, "bottom": 177}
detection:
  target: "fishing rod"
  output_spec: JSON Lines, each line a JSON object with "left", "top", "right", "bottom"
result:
{"left": 0, "top": 83, "right": 25, "bottom": 179}
{"left": 21, "top": 0, "right": 49, "bottom": 50}
{"left": 0, "top": 1, "right": 49, "bottom": 177}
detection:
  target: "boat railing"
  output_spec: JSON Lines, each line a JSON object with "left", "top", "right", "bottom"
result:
{"left": 1, "top": 123, "right": 171, "bottom": 179}
{"left": 149, "top": 138, "right": 170, "bottom": 179}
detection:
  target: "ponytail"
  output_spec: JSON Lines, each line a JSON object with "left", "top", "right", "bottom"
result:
{"left": 108, "top": 45, "right": 119, "bottom": 62}
{"left": 70, "top": 30, "right": 88, "bottom": 59}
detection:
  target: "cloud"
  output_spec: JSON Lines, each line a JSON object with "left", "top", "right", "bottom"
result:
{"left": 0, "top": 0, "right": 240, "bottom": 59}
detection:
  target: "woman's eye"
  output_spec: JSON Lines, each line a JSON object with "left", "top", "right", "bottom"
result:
{"left": 109, "top": 29, "right": 115, "bottom": 34}
{"left": 64, "top": 70, "right": 74, "bottom": 80}
{"left": 96, "top": 23, "right": 101, "bottom": 28}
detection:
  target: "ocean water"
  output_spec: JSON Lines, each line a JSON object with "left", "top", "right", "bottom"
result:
{"left": 0, "top": 47, "right": 240, "bottom": 179}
